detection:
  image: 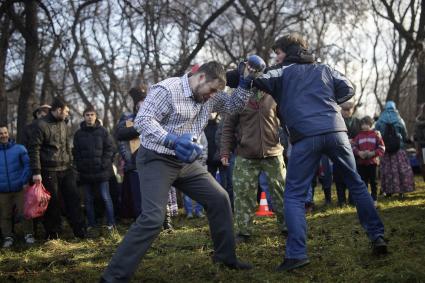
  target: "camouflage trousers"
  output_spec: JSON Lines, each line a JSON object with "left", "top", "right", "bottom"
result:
{"left": 233, "top": 155, "right": 286, "bottom": 236}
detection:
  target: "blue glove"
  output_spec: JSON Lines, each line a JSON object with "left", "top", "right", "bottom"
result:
{"left": 238, "top": 55, "right": 266, "bottom": 89}
{"left": 164, "top": 133, "right": 178, "bottom": 149}
{"left": 164, "top": 133, "right": 203, "bottom": 163}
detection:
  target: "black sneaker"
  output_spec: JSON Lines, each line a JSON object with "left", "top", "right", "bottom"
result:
{"left": 276, "top": 258, "right": 310, "bottom": 272}
{"left": 214, "top": 259, "right": 253, "bottom": 270}
{"left": 372, "top": 236, "right": 388, "bottom": 255}
{"left": 235, "top": 234, "right": 250, "bottom": 244}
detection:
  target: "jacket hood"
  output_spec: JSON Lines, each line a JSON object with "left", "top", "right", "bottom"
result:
{"left": 378, "top": 108, "right": 402, "bottom": 125}
{"left": 283, "top": 45, "right": 315, "bottom": 65}
{"left": 384, "top": 101, "right": 396, "bottom": 110}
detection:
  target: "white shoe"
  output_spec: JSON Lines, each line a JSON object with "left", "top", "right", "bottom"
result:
{"left": 2, "top": 237, "right": 13, "bottom": 248}
{"left": 25, "top": 234, "right": 35, "bottom": 245}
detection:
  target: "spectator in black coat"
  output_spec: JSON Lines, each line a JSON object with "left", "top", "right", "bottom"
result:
{"left": 73, "top": 106, "right": 116, "bottom": 234}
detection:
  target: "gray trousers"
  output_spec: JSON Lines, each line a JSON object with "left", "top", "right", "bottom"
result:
{"left": 102, "top": 147, "right": 236, "bottom": 282}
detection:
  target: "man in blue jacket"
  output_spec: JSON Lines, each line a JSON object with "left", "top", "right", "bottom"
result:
{"left": 0, "top": 125, "right": 33, "bottom": 248}
{"left": 251, "top": 34, "right": 387, "bottom": 271}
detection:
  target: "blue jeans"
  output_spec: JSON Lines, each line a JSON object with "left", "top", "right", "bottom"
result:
{"left": 285, "top": 132, "right": 384, "bottom": 259}
{"left": 83, "top": 181, "right": 115, "bottom": 227}
{"left": 183, "top": 194, "right": 203, "bottom": 215}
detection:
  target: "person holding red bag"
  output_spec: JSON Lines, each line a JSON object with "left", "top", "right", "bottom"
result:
{"left": 27, "top": 97, "right": 86, "bottom": 240}
{"left": 0, "top": 125, "right": 34, "bottom": 248}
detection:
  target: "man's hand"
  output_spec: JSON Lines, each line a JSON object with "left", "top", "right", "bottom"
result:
{"left": 221, "top": 155, "right": 229, "bottom": 166}
{"left": 164, "top": 133, "right": 203, "bottom": 163}
{"left": 33, "top": 174, "right": 42, "bottom": 183}
{"left": 238, "top": 55, "right": 266, "bottom": 89}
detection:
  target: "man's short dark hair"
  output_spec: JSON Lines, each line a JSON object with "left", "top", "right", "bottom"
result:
{"left": 83, "top": 106, "right": 97, "bottom": 116}
{"left": 194, "top": 61, "right": 226, "bottom": 87}
{"left": 50, "top": 97, "right": 68, "bottom": 111}
{"left": 360, "top": 116, "right": 374, "bottom": 127}
{"left": 273, "top": 33, "right": 308, "bottom": 53}
{"left": 0, "top": 124, "right": 8, "bottom": 130}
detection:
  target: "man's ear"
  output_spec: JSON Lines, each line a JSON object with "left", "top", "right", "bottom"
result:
{"left": 198, "top": 72, "right": 206, "bottom": 82}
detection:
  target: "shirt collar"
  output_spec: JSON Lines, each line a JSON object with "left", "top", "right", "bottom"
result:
{"left": 181, "top": 74, "right": 193, "bottom": 98}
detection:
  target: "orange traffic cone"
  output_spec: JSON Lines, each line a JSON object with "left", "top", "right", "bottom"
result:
{"left": 255, "top": 192, "right": 274, "bottom": 216}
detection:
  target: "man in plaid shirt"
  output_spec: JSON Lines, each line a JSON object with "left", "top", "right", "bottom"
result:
{"left": 102, "top": 60, "right": 262, "bottom": 282}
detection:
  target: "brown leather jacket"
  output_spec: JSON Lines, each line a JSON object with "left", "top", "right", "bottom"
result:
{"left": 220, "top": 92, "right": 283, "bottom": 159}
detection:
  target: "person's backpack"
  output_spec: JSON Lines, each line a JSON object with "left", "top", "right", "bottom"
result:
{"left": 383, "top": 123, "right": 401, "bottom": 154}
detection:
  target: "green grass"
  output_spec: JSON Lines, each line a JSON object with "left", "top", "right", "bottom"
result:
{"left": 1, "top": 178, "right": 425, "bottom": 283}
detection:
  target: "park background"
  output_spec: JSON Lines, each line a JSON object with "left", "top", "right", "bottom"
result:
{"left": 0, "top": 1, "right": 424, "bottom": 282}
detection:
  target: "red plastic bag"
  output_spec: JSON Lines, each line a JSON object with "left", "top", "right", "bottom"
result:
{"left": 24, "top": 182, "right": 51, "bottom": 219}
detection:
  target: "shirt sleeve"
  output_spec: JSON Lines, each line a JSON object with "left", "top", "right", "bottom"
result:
{"left": 330, "top": 67, "right": 355, "bottom": 104}
{"left": 253, "top": 67, "right": 284, "bottom": 99}
{"left": 211, "top": 87, "right": 252, "bottom": 114}
{"left": 134, "top": 85, "right": 172, "bottom": 146}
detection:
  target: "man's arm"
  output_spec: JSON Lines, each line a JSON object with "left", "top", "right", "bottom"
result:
{"left": 27, "top": 123, "right": 44, "bottom": 176}
{"left": 252, "top": 67, "right": 285, "bottom": 97}
{"left": 220, "top": 114, "right": 238, "bottom": 165}
{"left": 134, "top": 85, "right": 172, "bottom": 146}
{"left": 211, "top": 87, "right": 252, "bottom": 114}
{"left": 330, "top": 67, "right": 355, "bottom": 104}
{"left": 102, "top": 130, "right": 115, "bottom": 168}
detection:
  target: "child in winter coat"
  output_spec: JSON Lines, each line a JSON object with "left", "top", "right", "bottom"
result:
{"left": 352, "top": 116, "right": 385, "bottom": 207}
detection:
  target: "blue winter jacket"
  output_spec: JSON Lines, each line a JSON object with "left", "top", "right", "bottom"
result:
{"left": 253, "top": 63, "right": 354, "bottom": 143}
{"left": 0, "top": 140, "right": 31, "bottom": 193}
{"left": 375, "top": 101, "right": 407, "bottom": 149}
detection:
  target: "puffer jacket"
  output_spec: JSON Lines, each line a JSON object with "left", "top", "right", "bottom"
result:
{"left": 73, "top": 120, "right": 115, "bottom": 183}
{"left": 220, "top": 92, "right": 283, "bottom": 159}
{"left": 28, "top": 112, "right": 72, "bottom": 174}
{"left": 0, "top": 140, "right": 31, "bottom": 193}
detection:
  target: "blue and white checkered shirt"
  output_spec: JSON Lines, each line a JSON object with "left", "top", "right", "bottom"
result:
{"left": 134, "top": 74, "right": 251, "bottom": 155}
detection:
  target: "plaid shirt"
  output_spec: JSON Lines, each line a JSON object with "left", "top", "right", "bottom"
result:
{"left": 134, "top": 74, "right": 251, "bottom": 155}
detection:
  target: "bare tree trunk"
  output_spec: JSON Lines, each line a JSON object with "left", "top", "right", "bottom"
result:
{"left": 416, "top": 0, "right": 425, "bottom": 106}
{"left": 0, "top": 15, "right": 10, "bottom": 126}
{"left": 418, "top": 49, "right": 425, "bottom": 106}
{"left": 386, "top": 47, "right": 412, "bottom": 104}
{"left": 13, "top": 1, "right": 38, "bottom": 143}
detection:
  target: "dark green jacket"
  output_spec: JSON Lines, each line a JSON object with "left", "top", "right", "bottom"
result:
{"left": 28, "top": 112, "right": 72, "bottom": 174}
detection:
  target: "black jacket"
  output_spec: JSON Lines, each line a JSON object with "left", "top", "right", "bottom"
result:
{"left": 73, "top": 120, "right": 115, "bottom": 183}
{"left": 28, "top": 112, "right": 72, "bottom": 174}
{"left": 204, "top": 118, "right": 221, "bottom": 165}
{"left": 22, "top": 119, "right": 39, "bottom": 149}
